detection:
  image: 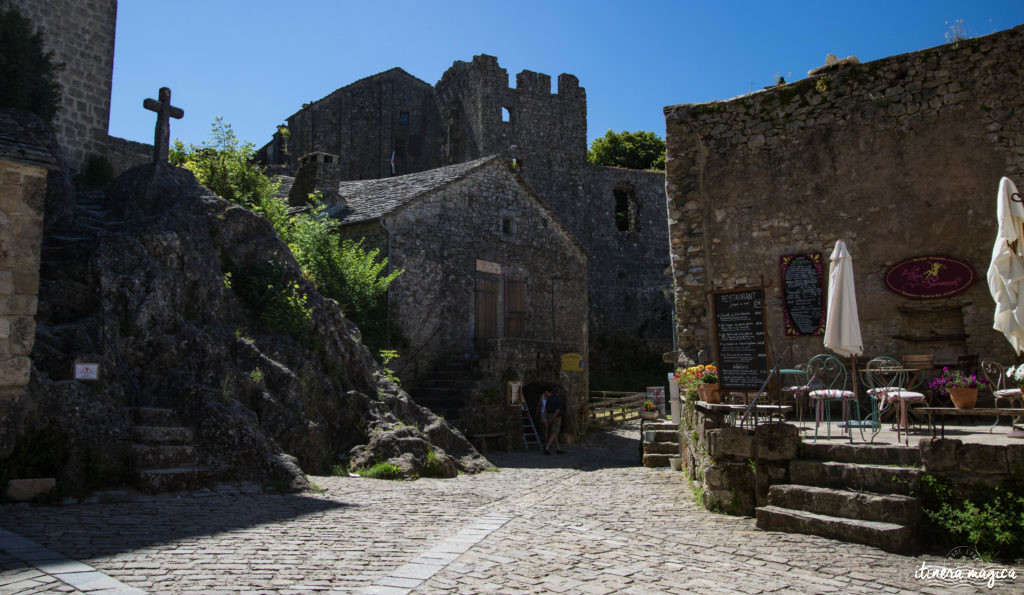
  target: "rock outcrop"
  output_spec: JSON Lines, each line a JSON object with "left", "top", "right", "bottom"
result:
{"left": 5, "top": 160, "right": 489, "bottom": 497}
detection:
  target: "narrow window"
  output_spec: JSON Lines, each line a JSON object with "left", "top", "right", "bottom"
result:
{"left": 614, "top": 183, "right": 637, "bottom": 232}
{"left": 399, "top": 111, "right": 410, "bottom": 126}
{"left": 502, "top": 216, "right": 514, "bottom": 235}
{"left": 504, "top": 275, "right": 527, "bottom": 338}
{"left": 501, "top": 107, "right": 511, "bottom": 122}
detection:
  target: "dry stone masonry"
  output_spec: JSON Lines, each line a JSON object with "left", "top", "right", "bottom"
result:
{"left": 664, "top": 25, "right": 1024, "bottom": 366}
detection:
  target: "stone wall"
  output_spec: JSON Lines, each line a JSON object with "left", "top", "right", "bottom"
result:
{"left": 665, "top": 26, "right": 1024, "bottom": 367}
{"left": 8, "top": 0, "right": 118, "bottom": 172}
{"left": 340, "top": 160, "right": 589, "bottom": 438}
{"left": 680, "top": 399, "right": 798, "bottom": 515}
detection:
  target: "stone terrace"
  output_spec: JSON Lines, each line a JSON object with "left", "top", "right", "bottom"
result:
{"left": 2, "top": 423, "right": 1021, "bottom": 593}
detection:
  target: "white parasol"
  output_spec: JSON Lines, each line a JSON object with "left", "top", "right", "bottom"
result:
{"left": 824, "top": 240, "right": 863, "bottom": 358}
{"left": 987, "top": 177, "right": 1024, "bottom": 355}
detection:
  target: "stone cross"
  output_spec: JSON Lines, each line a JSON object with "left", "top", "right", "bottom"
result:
{"left": 143, "top": 87, "right": 184, "bottom": 165}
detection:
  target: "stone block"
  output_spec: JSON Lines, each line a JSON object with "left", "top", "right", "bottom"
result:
{"left": 920, "top": 439, "right": 960, "bottom": 473}
{"left": 0, "top": 270, "right": 12, "bottom": 295}
{"left": 1005, "top": 444, "right": 1024, "bottom": 476}
{"left": 706, "top": 426, "right": 754, "bottom": 459}
{"left": 7, "top": 478, "right": 56, "bottom": 501}
{"left": 956, "top": 443, "right": 1008, "bottom": 475}
{"left": 0, "top": 356, "right": 30, "bottom": 387}
{"left": 754, "top": 422, "right": 799, "bottom": 461}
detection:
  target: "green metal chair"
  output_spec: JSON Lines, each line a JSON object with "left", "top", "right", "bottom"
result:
{"left": 806, "top": 353, "right": 861, "bottom": 442}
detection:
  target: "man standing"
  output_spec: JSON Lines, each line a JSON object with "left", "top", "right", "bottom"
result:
{"left": 544, "top": 389, "right": 565, "bottom": 454}
{"left": 538, "top": 389, "right": 550, "bottom": 446}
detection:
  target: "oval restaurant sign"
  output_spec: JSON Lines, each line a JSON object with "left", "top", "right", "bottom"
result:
{"left": 884, "top": 256, "right": 976, "bottom": 300}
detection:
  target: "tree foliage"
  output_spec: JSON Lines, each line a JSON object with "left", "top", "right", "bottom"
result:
{"left": 172, "top": 120, "right": 401, "bottom": 350}
{"left": 587, "top": 129, "right": 666, "bottom": 171}
{"left": 0, "top": 4, "right": 63, "bottom": 123}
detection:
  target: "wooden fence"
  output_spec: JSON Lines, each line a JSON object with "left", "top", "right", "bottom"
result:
{"left": 586, "top": 391, "right": 646, "bottom": 425}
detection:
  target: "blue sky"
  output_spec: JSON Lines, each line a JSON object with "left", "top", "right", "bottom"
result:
{"left": 109, "top": 1, "right": 1024, "bottom": 152}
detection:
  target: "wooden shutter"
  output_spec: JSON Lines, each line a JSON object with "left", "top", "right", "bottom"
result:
{"left": 504, "top": 275, "right": 526, "bottom": 338}
{"left": 475, "top": 275, "right": 498, "bottom": 338}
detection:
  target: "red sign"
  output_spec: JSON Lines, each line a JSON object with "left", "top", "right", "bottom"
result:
{"left": 884, "top": 256, "right": 976, "bottom": 300}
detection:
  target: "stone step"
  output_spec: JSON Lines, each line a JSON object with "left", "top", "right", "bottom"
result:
{"left": 643, "top": 453, "right": 671, "bottom": 468}
{"left": 644, "top": 441, "right": 681, "bottom": 455}
{"left": 133, "top": 407, "right": 179, "bottom": 427}
{"left": 645, "top": 422, "right": 680, "bottom": 431}
{"left": 799, "top": 442, "right": 921, "bottom": 466}
{"left": 651, "top": 430, "right": 679, "bottom": 443}
{"left": 133, "top": 467, "right": 210, "bottom": 493}
{"left": 767, "top": 484, "right": 920, "bottom": 525}
{"left": 131, "top": 444, "right": 197, "bottom": 470}
{"left": 133, "top": 425, "right": 192, "bottom": 446}
{"left": 755, "top": 505, "right": 915, "bottom": 554}
{"left": 789, "top": 460, "right": 921, "bottom": 495}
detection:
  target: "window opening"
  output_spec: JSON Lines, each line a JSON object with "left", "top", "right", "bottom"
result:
{"left": 399, "top": 111, "right": 410, "bottom": 126}
{"left": 501, "top": 107, "right": 511, "bottom": 122}
{"left": 502, "top": 216, "right": 513, "bottom": 235}
{"left": 614, "top": 183, "right": 637, "bottom": 232}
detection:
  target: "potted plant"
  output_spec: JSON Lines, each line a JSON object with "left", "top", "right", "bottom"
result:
{"left": 698, "top": 365, "right": 720, "bottom": 404}
{"left": 1006, "top": 364, "right": 1024, "bottom": 390}
{"left": 929, "top": 367, "right": 988, "bottom": 409}
{"left": 640, "top": 400, "right": 659, "bottom": 419}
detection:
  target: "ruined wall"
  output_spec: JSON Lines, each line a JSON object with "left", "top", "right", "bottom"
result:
{"left": 375, "top": 161, "right": 588, "bottom": 435}
{"left": 8, "top": 0, "right": 117, "bottom": 171}
{"left": 583, "top": 166, "right": 674, "bottom": 356}
{"left": 665, "top": 26, "right": 1024, "bottom": 367}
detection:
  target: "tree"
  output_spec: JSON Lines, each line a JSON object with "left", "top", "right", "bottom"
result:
{"left": 587, "top": 129, "right": 666, "bottom": 171}
{"left": 0, "top": 4, "right": 63, "bottom": 123}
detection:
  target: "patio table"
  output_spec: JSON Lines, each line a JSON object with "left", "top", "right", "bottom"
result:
{"left": 917, "top": 406, "right": 1024, "bottom": 439}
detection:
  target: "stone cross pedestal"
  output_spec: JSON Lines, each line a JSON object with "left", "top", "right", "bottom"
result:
{"left": 143, "top": 87, "right": 184, "bottom": 165}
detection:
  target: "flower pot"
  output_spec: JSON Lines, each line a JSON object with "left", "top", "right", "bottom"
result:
{"left": 643, "top": 430, "right": 657, "bottom": 443}
{"left": 948, "top": 387, "right": 978, "bottom": 409}
{"left": 699, "top": 382, "right": 721, "bottom": 404}
{"left": 669, "top": 456, "right": 683, "bottom": 472}
{"left": 640, "top": 410, "right": 659, "bottom": 420}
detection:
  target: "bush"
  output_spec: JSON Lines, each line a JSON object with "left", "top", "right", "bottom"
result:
{"left": 359, "top": 461, "right": 401, "bottom": 480}
{"left": 919, "top": 475, "right": 1024, "bottom": 561}
{"left": 0, "top": 5, "right": 62, "bottom": 123}
{"left": 227, "top": 261, "right": 313, "bottom": 346}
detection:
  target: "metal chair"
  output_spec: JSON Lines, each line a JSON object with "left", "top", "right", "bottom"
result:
{"left": 864, "top": 355, "right": 926, "bottom": 445}
{"left": 806, "top": 353, "right": 861, "bottom": 442}
{"left": 780, "top": 364, "right": 810, "bottom": 426}
{"left": 981, "top": 361, "right": 1024, "bottom": 431}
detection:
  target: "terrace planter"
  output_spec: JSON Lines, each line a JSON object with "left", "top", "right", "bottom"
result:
{"left": 948, "top": 387, "right": 978, "bottom": 409}
{"left": 699, "top": 382, "right": 721, "bottom": 404}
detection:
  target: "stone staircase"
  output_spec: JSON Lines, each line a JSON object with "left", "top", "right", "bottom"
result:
{"left": 755, "top": 442, "right": 922, "bottom": 554}
{"left": 131, "top": 407, "right": 210, "bottom": 492}
{"left": 409, "top": 353, "right": 483, "bottom": 427}
{"left": 642, "top": 421, "right": 681, "bottom": 467}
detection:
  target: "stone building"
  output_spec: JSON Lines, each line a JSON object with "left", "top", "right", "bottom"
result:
{"left": 664, "top": 25, "right": 1024, "bottom": 369}
{"left": 7, "top": 0, "right": 149, "bottom": 174}
{"left": 320, "top": 155, "right": 588, "bottom": 437}
{"left": 260, "top": 55, "right": 673, "bottom": 388}
{"left": 0, "top": 109, "right": 55, "bottom": 458}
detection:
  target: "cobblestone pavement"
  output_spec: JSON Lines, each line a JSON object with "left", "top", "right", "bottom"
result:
{"left": 2, "top": 423, "right": 1021, "bottom": 594}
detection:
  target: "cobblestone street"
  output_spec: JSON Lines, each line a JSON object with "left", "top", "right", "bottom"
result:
{"left": 1, "top": 423, "right": 1020, "bottom": 594}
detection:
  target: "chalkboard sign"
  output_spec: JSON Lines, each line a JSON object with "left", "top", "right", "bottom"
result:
{"left": 779, "top": 252, "right": 825, "bottom": 336}
{"left": 713, "top": 289, "right": 768, "bottom": 391}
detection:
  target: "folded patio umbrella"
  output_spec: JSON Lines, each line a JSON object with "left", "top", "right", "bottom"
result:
{"left": 824, "top": 240, "right": 863, "bottom": 359}
{"left": 987, "top": 177, "right": 1024, "bottom": 355}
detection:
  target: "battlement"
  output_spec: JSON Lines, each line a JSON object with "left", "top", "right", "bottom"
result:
{"left": 516, "top": 70, "right": 551, "bottom": 94}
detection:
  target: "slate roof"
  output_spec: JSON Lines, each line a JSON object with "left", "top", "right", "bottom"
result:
{"left": 0, "top": 109, "right": 59, "bottom": 169}
{"left": 330, "top": 156, "right": 501, "bottom": 223}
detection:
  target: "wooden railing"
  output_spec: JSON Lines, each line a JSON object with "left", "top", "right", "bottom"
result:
{"left": 587, "top": 391, "right": 646, "bottom": 424}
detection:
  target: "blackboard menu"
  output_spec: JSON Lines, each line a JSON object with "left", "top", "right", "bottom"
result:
{"left": 713, "top": 289, "right": 768, "bottom": 390}
{"left": 779, "top": 252, "right": 825, "bottom": 337}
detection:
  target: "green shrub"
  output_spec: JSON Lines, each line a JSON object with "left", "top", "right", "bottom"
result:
{"left": 420, "top": 448, "right": 447, "bottom": 478}
{"left": 229, "top": 260, "right": 313, "bottom": 345}
{"left": 79, "top": 154, "right": 114, "bottom": 190}
{"left": 919, "top": 475, "right": 1024, "bottom": 561}
{"left": 360, "top": 461, "right": 402, "bottom": 480}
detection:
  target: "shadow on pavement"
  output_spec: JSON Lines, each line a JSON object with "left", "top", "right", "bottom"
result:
{"left": 0, "top": 489, "right": 349, "bottom": 560}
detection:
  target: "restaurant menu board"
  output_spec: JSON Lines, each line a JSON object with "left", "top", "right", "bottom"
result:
{"left": 779, "top": 252, "right": 826, "bottom": 336}
{"left": 713, "top": 289, "right": 769, "bottom": 390}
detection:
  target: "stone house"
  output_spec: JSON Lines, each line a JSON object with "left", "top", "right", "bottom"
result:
{"left": 0, "top": 109, "right": 56, "bottom": 459}
{"left": 664, "top": 25, "right": 1024, "bottom": 372}
{"left": 260, "top": 55, "right": 672, "bottom": 388}
{"left": 311, "top": 155, "right": 589, "bottom": 438}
